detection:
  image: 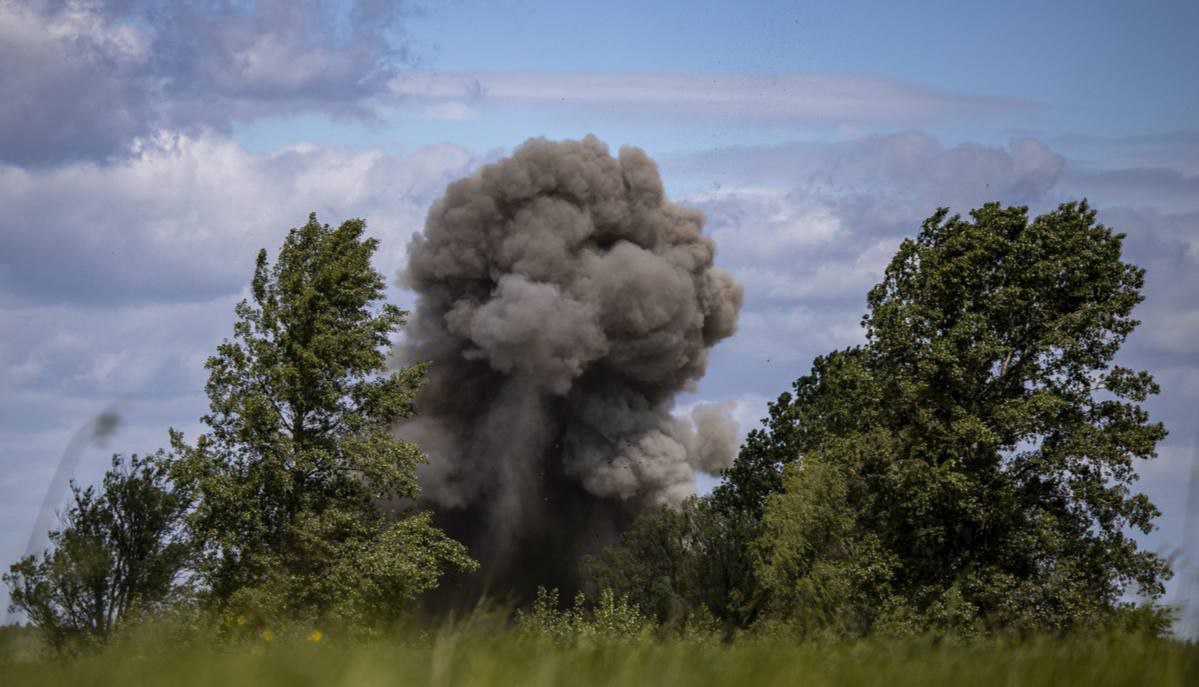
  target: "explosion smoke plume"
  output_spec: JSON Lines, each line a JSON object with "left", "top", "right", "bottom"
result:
{"left": 397, "top": 136, "right": 743, "bottom": 596}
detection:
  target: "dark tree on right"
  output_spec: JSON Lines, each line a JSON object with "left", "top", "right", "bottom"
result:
{"left": 754, "top": 201, "right": 1171, "bottom": 636}
{"left": 595, "top": 201, "right": 1173, "bottom": 637}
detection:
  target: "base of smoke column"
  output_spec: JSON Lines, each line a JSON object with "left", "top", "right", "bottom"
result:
{"left": 419, "top": 476, "right": 637, "bottom": 612}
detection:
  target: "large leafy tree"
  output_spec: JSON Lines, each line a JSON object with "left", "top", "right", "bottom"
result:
{"left": 4, "top": 454, "right": 191, "bottom": 650}
{"left": 172, "top": 214, "right": 475, "bottom": 624}
{"left": 756, "top": 202, "right": 1170, "bottom": 635}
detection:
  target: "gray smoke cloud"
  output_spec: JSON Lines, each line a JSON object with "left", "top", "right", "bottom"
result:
{"left": 397, "top": 136, "right": 743, "bottom": 597}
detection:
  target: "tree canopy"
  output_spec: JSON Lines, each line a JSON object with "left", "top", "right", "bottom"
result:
{"left": 170, "top": 213, "right": 475, "bottom": 624}
{"left": 593, "top": 201, "right": 1171, "bottom": 637}
{"left": 3, "top": 453, "right": 191, "bottom": 650}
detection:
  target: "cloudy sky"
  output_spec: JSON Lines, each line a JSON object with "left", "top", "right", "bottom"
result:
{"left": 1, "top": 0, "right": 1197, "bottom": 627}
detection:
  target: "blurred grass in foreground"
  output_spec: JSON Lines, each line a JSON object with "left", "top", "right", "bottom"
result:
{"left": 2, "top": 622, "right": 1197, "bottom": 687}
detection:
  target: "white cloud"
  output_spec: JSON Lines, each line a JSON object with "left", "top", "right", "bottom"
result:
{"left": 0, "top": 131, "right": 478, "bottom": 305}
{"left": 730, "top": 306, "right": 865, "bottom": 362}
{"left": 691, "top": 188, "right": 844, "bottom": 255}
{"left": 386, "top": 70, "right": 1039, "bottom": 126}
{"left": 729, "top": 241, "right": 897, "bottom": 304}
{"left": 0, "top": 0, "right": 152, "bottom": 164}
{"left": 0, "top": 297, "right": 238, "bottom": 399}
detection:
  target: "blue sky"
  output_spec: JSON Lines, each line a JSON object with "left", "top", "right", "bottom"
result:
{"left": 1, "top": 0, "right": 1197, "bottom": 630}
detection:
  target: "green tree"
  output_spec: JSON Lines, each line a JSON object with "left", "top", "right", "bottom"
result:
{"left": 583, "top": 497, "right": 755, "bottom": 632}
{"left": 688, "top": 347, "right": 885, "bottom": 627}
{"left": 4, "top": 453, "right": 191, "bottom": 650}
{"left": 714, "top": 347, "right": 882, "bottom": 521}
{"left": 171, "top": 213, "right": 475, "bottom": 625}
{"left": 588, "top": 349, "right": 890, "bottom": 631}
{"left": 754, "top": 431, "right": 901, "bottom": 637}
{"left": 756, "top": 202, "right": 1171, "bottom": 636}
{"left": 584, "top": 504, "right": 694, "bottom": 625}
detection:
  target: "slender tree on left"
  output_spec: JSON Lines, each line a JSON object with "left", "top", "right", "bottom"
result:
{"left": 170, "top": 213, "right": 475, "bottom": 626}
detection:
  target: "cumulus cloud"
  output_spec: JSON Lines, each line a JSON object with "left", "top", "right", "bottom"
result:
{"left": 688, "top": 188, "right": 904, "bottom": 305}
{"left": 0, "top": 0, "right": 417, "bottom": 165}
{"left": 727, "top": 306, "right": 865, "bottom": 363}
{"left": 0, "top": 0, "right": 154, "bottom": 165}
{"left": 0, "top": 297, "right": 236, "bottom": 399}
{"left": 0, "top": 132, "right": 476, "bottom": 304}
{"left": 674, "top": 133, "right": 1068, "bottom": 334}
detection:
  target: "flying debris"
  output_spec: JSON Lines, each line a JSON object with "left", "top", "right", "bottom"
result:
{"left": 23, "top": 409, "right": 122, "bottom": 561}
{"left": 6, "top": 409, "right": 123, "bottom": 624}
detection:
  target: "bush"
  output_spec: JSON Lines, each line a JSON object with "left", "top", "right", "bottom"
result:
{"left": 515, "top": 587, "right": 653, "bottom": 645}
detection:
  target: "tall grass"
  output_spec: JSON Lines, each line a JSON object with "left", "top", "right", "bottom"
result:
{"left": 3, "top": 620, "right": 1196, "bottom": 687}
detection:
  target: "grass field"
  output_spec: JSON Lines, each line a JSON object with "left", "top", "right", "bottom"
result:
{"left": 3, "top": 624, "right": 1197, "bottom": 687}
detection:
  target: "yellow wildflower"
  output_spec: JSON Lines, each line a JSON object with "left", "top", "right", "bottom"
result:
{"left": 261, "top": 628, "right": 274, "bottom": 643}
{"left": 236, "top": 615, "right": 248, "bottom": 626}
{"left": 307, "top": 629, "right": 324, "bottom": 644}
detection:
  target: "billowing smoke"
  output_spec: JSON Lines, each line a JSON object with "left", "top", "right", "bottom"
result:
{"left": 396, "top": 136, "right": 743, "bottom": 598}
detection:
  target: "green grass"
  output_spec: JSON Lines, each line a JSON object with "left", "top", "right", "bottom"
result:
{"left": 3, "top": 625, "right": 1197, "bottom": 687}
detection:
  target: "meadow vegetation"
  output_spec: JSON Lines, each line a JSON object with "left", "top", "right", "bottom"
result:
{"left": 2, "top": 615, "right": 1196, "bottom": 687}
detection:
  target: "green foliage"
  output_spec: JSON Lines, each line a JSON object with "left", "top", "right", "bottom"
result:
{"left": 171, "top": 213, "right": 475, "bottom": 625}
{"left": 3, "top": 453, "right": 191, "bottom": 650}
{"left": 583, "top": 497, "right": 752, "bottom": 632}
{"left": 3, "top": 619, "right": 1197, "bottom": 687}
{"left": 753, "top": 201, "right": 1171, "bottom": 637}
{"left": 755, "top": 431, "right": 900, "bottom": 638}
{"left": 715, "top": 347, "right": 882, "bottom": 521}
{"left": 700, "top": 347, "right": 883, "bottom": 625}
{"left": 515, "top": 587, "right": 653, "bottom": 645}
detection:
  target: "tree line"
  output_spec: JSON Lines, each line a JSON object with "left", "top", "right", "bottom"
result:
{"left": 5, "top": 202, "right": 1174, "bottom": 650}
